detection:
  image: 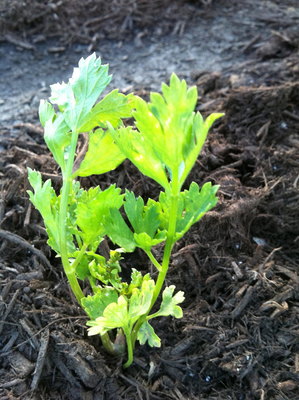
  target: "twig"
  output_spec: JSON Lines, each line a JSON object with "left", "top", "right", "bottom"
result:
{"left": 258, "top": 247, "right": 282, "bottom": 274}
{"left": 20, "top": 318, "right": 40, "bottom": 350}
{"left": 14, "top": 122, "right": 43, "bottom": 135}
{"left": 0, "top": 316, "right": 87, "bottom": 357}
{"left": 31, "top": 329, "right": 50, "bottom": 391}
{"left": 1, "top": 378, "right": 25, "bottom": 388}
{"left": 0, "top": 289, "right": 20, "bottom": 335}
{"left": 242, "top": 34, "right": 261, "bottom": 53}
{"left": 231, "top": 285, "right": 255, "bottom": 319}
{"left": 52, "top": 354, "right": 82, "bottom": 388}
{"left": 4, "top": 33, "right": 35, "bottom": 50}
{"left": 282, "top": 110, "right": 299, "bottom": 122}
{"left": 0, "top": 229, "right": 54, "bottom": 273}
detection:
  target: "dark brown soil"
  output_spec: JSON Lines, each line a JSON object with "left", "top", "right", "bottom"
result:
{"left": 0, "top": 1, "right": 299, "bottom": 399}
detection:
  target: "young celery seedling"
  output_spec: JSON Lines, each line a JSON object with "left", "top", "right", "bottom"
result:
{"left": 28, "top": 54, "right": 223, "bottom": 368}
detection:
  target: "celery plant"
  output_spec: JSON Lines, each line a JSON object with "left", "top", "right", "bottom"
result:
{"left": 28, "top": 54, "right": 223, "bottom": 368}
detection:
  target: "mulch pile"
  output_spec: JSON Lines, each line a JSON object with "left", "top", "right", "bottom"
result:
{"left": 0, "top": 0, "right": 209, "bottom": 44}
{"left": 0, "top": 2, "right": 299, "bottom": 399}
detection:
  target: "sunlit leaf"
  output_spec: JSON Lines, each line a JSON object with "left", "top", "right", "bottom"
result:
{"left": 43, "top": 111, "right": 71, "bottom": 171}
{"left": 39, "top": 100, "right": 55, "bottom": 127}
{"left": 87, "top": 295, "right": 129, "bottom": 336}
{"left": 76, "top": 185, "right": 124, "bottom": 245}
{"left": 27, "top": 169, "right": 60, "bottom": 253}
{"left": 50, "top": 53, "right": 111, "bottom": 131}
{"left": 111, "top": 124, "right": 169, "bottom": 189}
{"left": 113, "top": 74, "right": 223, "bottom": 189}
{"left": 81, "top": 287, "right": 118, "bottom": 320}
{"left": 80, "top": 90, "right": 135, "bottom": 131}
{"left": 75, "top": 129, "right": 125, "bottom": 177}
{"left": 129, "top": 279, "right": 155, "bottom": 322}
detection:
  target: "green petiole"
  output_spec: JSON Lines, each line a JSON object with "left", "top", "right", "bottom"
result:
{"left": 58, "top": 130, "right": 85, "bottom": 304}
{"left": 145, "top": 250, "right": 162, "bottom": 272}
{"left": 129, "top": 182, "right": 180, "bottom": 357}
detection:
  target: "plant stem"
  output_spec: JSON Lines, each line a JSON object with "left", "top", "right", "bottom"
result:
{"left": 101, "top": 332, "right": 116, "bottom": 354}
{"left": 130, "top": 175, "right": 180, "bottom": 353}
{"left": 151, "top": 175, "right": 180, "bottom": 305}
{"left": 59, "top": 130, "right": 85, "bottom": 304}
{"left": 123, "top": 329, "right": 134, "bottom": 369}
{"left": 71, "top": 243, "right": 88, "bottom": 273}
{"left": 145, "top": 250, "right": 162, "bottom": 272}
{"left": 150, "top": 210, "right": 177, "bottom": 306}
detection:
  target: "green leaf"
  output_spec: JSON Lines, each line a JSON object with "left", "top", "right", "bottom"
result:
{"left": 176, "top": 181, "right": 219, "bottom": 238}
{"left": 86, "top": 278, "right": 155, "bottom": 336}
{"left": 124, "top": 191, "right": 160, "bottom": 236}
{"left": 149, "top": 285, "right": 185, "bottom": 319}
{"left": 75, "top": 129, "right": 125, "bottom": 177}
{"left": 40, "top": 103, "right": 71, "bottom": 171}
{"left": 133, "top": 231, "right": 166, "bottom": 252}
{"left": 72, "top": 252, "right": 91, "bottom": 280}
{"left": 179, "top": 111, "right": 224, "bottom": 184}
{"left": 111, "top": 124, "right": 169, "bottom": 189}
{"left": 50, "top": 53, "right": 111, "bottom": 132}
{"left": 81, "top": 287, "right": 118, "bottom": 320}
{"left": 123, "top": 190, "right": 145, "bottom": 233}
{"left": 87, "top": 257, "right": 107, "bottom": 280}
{"left": 156, "top": 181, "right": 219, "bottom": 239}
{"left": 104, "top": 208, "right": 136, "bottom": 252}
{"left": 65, "top": 181, "right": 85, "bottom": 252}
{"left": 87, "top": 295, "right": 129, "bottom": 336}
{"left": 123, "top": 191, "right": 166, "bottom": 251}
{"left": 113, "top": 74, "right": 223, "bottom": 189}
{"left": 88, "top": 252, "right": 123, "bottom": 290}
{"left": 161, "top": 73, "right": 198, "bottom": 113}
{"left": 133, "top": 74, "right": 197, "bottom": 183}
{"left": 39, "top": 100, "right": 55, "bottom": 127}
{"left": 137, "top": 321, "right": 161, "bottom": 348}
{"left": 153, "top": 190, "right": 179, "bottom": 232}
{"left": 125, "top": 269, "right": 151, "bottom": 296}
{"left": 80, "top": 90, "right": 135, "bottom": 131}
{"left": 129, "top": 279, "right": 155, "bottom": 323}
{"left": 27, "top": 169, "right": 60, "bottom": 253}
{"left": 130, "top": 269, "right": 144, "bottom": 288}
{"left": 76, "top": 185, "right": 124, "bottom": 245}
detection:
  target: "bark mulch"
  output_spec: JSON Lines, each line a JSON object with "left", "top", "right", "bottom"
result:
{"left": 0, "top": 0, "right": 208, "bottom": 45}
{"left": 0, "top": 1, "right": 299, "bottom": 399}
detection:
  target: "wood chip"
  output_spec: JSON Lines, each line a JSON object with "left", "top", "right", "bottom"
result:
{"left": 20, "top": 318, "right": 40, "bottom": 350}
{"left": 31, "top": 329, "right": 50, "bottom": 391}
{"left": 0, "top": 288, "right": 20, "bottom": 335}
{"left": 231, "top": 261, "right": 244, "bottom": 279}
{"left": 4, "top": 33, "right": 35, "bottom": 50}
{"left": 8, "top": 351, "right": 35, "bottom": 377}
{"left": 0, "top": 229, "right": 54, "bottom": 273}
{"left": 277, "top": 380, "right": 298, "bottom": 392}
{"left": 231, "top": 285, "right": 255, "bottom": 319}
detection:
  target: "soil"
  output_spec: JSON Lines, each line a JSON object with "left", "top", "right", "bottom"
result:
{"left": 0, "top": 1, "right": 299, "bottom": 399}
